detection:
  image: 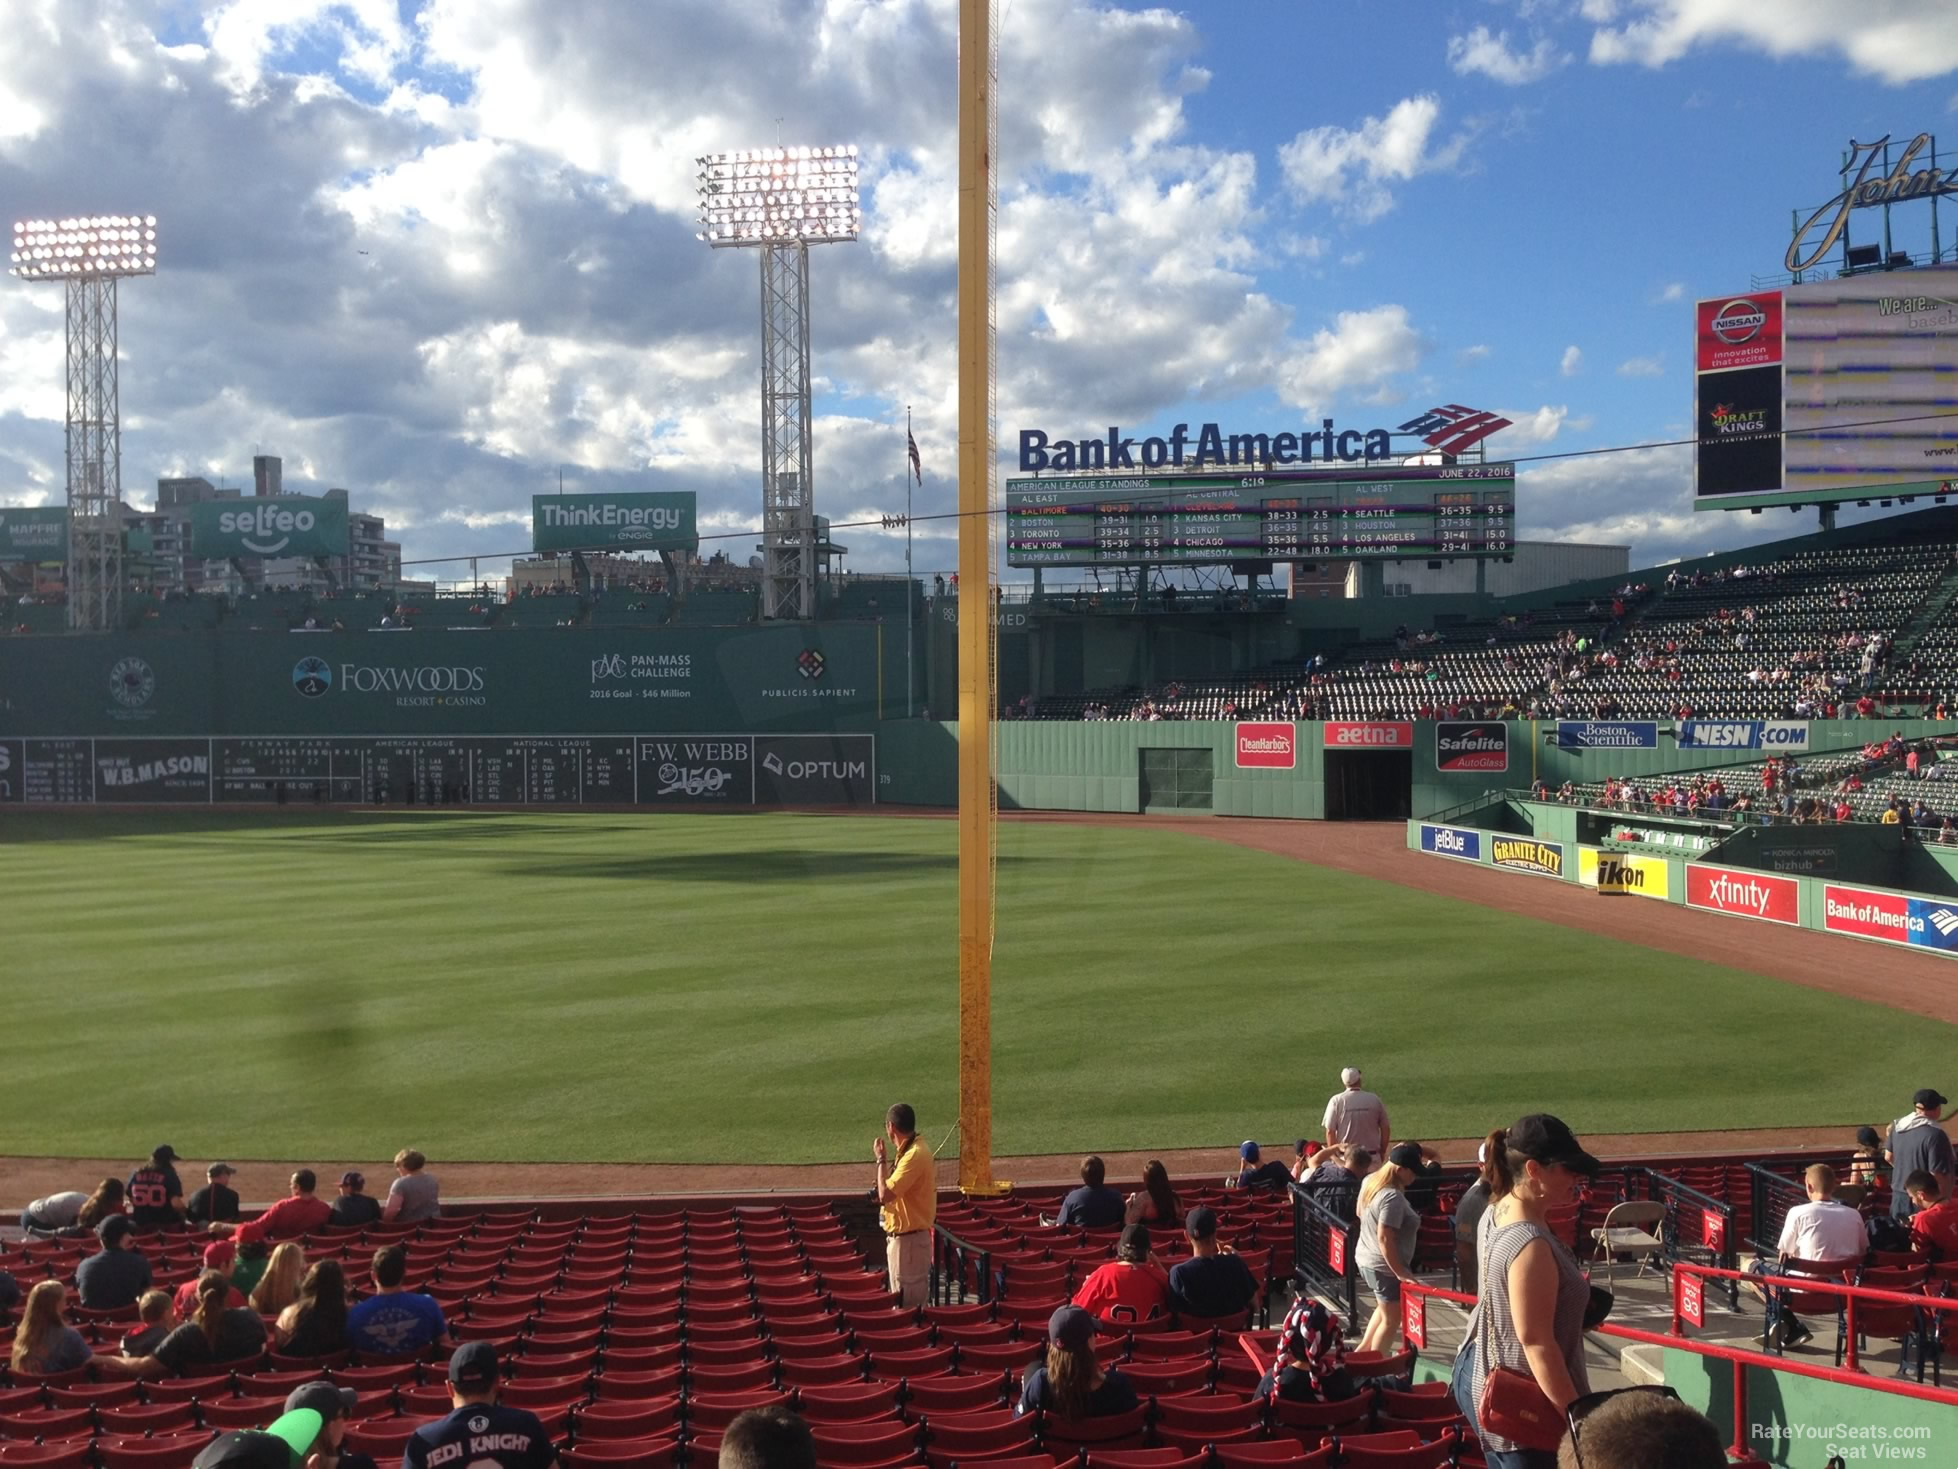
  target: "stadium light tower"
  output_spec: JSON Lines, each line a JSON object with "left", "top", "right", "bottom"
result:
{"left": 9, "top": 214, "right": 158, "bottom": 631}
{"left": 697, "top": 146, "right": 859, "bottom": 621}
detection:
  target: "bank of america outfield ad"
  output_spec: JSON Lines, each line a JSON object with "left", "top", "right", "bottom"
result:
{"left": 1822, "top": 884, "right": 1958, "bottom": 952}
{"left": 1419, "top": 824, "right": 1481, "bottom": 861}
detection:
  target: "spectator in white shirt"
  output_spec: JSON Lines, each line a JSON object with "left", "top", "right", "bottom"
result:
{"left": 1322, "top": 1067, "right": 1389, "bottom": 1157}
{"left": 1746, "top": 1164, "right": 1865, "bottom": 1345}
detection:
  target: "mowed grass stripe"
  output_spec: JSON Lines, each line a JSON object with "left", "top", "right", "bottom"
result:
{"left": 0, "top": 810, "right": 1942, "bottom": 1163}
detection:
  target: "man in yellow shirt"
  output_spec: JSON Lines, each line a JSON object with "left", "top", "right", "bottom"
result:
{"left": 874, "top": 1102, "right": 935, "bottom": 1307}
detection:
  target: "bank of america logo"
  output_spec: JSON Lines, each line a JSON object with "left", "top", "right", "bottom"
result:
{"left": 1929, "top": 908, "right": 1958, "bottom": 937}
{"left": 1398, "top": 404, "right": 1514, "bottom": 457}
{"left": 798, "top": 649, "right": 826, "bottom": 681}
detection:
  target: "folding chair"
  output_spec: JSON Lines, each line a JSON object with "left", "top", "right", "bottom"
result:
{"left": 1588, "top": 1202, "right": 1668, "bottom": 1286}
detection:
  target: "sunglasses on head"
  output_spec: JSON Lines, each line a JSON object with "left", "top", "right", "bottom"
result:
{"left": 1565, "top": 1385, "right": 1682, "bottom": 1467}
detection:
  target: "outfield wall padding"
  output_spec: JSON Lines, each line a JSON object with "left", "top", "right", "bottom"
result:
{"left": 0, "top": 625, "right": 891, "bottom": 738}
{"left": 1407, "top": 807, "right": 1958, "bottom": 959}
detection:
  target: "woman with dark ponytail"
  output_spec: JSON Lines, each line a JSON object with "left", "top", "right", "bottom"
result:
{"left": 113, "top": 1268, "right": 267, "bottom": 1377}
{"left": 1450, "top": 1116, "right": 1600, "bottom": 1466}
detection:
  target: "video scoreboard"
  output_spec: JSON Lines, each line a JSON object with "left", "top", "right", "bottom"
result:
{"left": 1004, "top": 463, "right": 1515, "bottom": 568}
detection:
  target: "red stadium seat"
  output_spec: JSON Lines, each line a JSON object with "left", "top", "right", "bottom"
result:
{"left": 686, "top": 1392, "right": 792, "bottom": 1435}
{"left": 572, "top": 1398, "right": 681, "bottom": 1442}
{"left": 99, "top": 1403, "right": 197, "bottom": 1436}
{"left": 563, "top": 1437, "right": 679, "bottom": 1469}
{"left": 1330, "top": 1431, "right": 1457, "bottom": 1469}
{"left": 920, "top": 1409, "right": 1035, "bottom": 1469}
{"left": 899, "top": 1376, "right": 1010, "bottom": 1418}
{"left": 0, "top": 1445, "right": 96, "bottom": 1469}
{"left": 199, "top": 1398, "right": 289, "bottom": 1431}
{"left": 1037, "top": 1406, "right": 1148, "bottom": 1454}
{"left": 794, "top": 1382, "right": 901, "bottom": 1425}
{"left": 95, "top": 1436, "right": 210, "bottom": 1469}
{"left": 1086, "top": 1453, "right": 1206, "bottom": 1469}
{"left": 347, "top": 1419, "right": 424, "bottom": 1459}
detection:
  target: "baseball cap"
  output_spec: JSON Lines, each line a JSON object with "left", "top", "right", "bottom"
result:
{"left": 341, "top": 1171, "right": 365, "bottom": 1189}
{"left": 449, "top": 1341, "right": 499, "bottom": 1390}
{"left": 208, "top": 1162, "right": 236, "bottom": 1179}
{"left": 1387, "top": 1142, "right": 1425, "bottom": 1170}
{"left": 1118, "top": 1222, "right": 1152, "bottom": 1258}
{"left": 283, "top": 1383, "right": 357, "bottom": 1422}
{"left": 1185, "top": 1206, "right": 1218, "bottom": 1239}
{"left": 1239, "top": 1140, "right": 1260, "bottom": 1161}
{"left": 1048, "top": 1305, "right": 1096, "bottom": 1350}
{"left": 192, "top": 1410, "right": 323, "bottom": 1469}
{"left": 204, "top": 1239, "right": 237, "bottom": 1271}
{"left": 152, "top": 1145, "right": 180, "bottom": 1164}
{"left": 1504, "top": 1114, "right": 1601, "bottom": 1178}
{"left": 1915, "top": 1089, "right": 1949, "bottom": 1110}
{"left": 97, "top": 1215, "right": 134, "bottom": 1248}
{"left": 1341, "top": 1066, "right": 1363, "bottom": 1086}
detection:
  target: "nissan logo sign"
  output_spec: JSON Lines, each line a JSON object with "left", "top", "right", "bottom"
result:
{"left": 1711, "top": 299, "right": 1767, "bottom": 344}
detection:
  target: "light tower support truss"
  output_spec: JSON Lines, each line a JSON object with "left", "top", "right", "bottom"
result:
{"left": 758, "top": 243, "right": 816, "bottom": 620}
{"left": 697, "top": 146, "right": 858, "bottom": 622}
{"left": 9, "top": 214, "right": 159, "bottom": 633}
{"left": 65, "top": 276, "right": 122, "bottom": 631}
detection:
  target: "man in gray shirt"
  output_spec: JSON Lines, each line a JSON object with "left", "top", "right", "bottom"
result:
{"left": 1887, "top": 1089, "right": 1955, "bottom": 1220}
{"left": 1323, "top": 1067, "right": 1390, "bottom": 1157}
{"left": 384, "top": 1150, "right": 442, "bottom": 1223}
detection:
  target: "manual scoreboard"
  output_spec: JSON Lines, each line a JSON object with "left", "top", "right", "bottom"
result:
{"left": 1005, "top": 463, "right": 1514, "bottom": 568}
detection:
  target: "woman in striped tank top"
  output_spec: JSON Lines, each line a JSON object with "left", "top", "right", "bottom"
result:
{"left": 1450, "top": 1114, "right": 1601, "bottom": 1467}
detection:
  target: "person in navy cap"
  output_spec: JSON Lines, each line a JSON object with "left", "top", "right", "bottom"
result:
{"left": 405, "top": 1343, "right": 558, "bottom": 1469}
{"left": 1231, "top": 1142, "right": 1292, "bottom": 1191}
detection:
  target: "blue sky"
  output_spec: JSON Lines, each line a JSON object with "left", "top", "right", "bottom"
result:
{"left": 0, "top": 0, "right": 1955, "bottom": 582}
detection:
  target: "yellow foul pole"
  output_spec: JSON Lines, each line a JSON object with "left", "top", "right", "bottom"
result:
{"left": 956, "top": 0, "right": 998, "bottom": 1195}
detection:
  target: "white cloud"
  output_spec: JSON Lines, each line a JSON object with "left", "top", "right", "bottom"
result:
{"left": 1655, "top": 282, "right": 1685, "bottom": 302}
{"left": 1273, "top": 306, "right": 1424, "bottom": 412}
{"left": 1579, "top": 0, "right": 1619, "bottom": 18}
{"left": 1458, "top": 344, "right": 1492, "bottom": 363}
{"left": 1561, "top": 345, "right": 1584, "bottom": 377}
{"left": 1447, "top": 26, "right": 1569, "bottom": 84}
{"left": 1500, "top": 405, "right": 1573, "bottom": 444}
{"left": 1588, "top": 0, "right": 1958, "bottom": 85}
{"left": 204, "top": 0, "right": 415, "bottom": 93}
{"left": 1277, "top": 95, "right": 1471, "bottom": 222}
{"left": 1619, "top": 356, "right": 1665, "bottom": 376}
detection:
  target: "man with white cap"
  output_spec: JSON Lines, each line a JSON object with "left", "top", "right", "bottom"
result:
{"left": 1323, "top": 1067, "right": 1389, "bottom": 1158}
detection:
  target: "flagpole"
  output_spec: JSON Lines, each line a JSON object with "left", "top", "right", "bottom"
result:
{"left": 906, "top": 405, "right": 916, "bottom": 719}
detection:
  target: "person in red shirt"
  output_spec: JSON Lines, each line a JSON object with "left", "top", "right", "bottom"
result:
{"left": 1072, "top": 1223, "right": 1170, "bottom": 1324}
{"left": 1904, "top": 1172, "right": 1958, "bottom": 1259}
{"left": 227, "top": 1171, "right": 332, "bottom": 1246}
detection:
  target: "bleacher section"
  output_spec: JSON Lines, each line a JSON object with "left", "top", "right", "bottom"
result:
{"left": 1019, "top": 521, "right": 1958, "bottom": 725}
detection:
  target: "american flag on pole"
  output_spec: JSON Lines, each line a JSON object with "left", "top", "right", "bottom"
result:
{"left": 907, "top": 428, "right": 923, "bottom": 485}
{"left": 1396, "top": 404, "right": 1514, "bottom": 457}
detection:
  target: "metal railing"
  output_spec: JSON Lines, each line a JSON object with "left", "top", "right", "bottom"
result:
{"left": 1288, "top": 1181, "right": 1359, "bottom": 1325}
{"left": 1391, "top": 1271, "right": 1958, "bottom": 1462}
{"left": 1637, "top": 1166, "right": 1740, "bottom": 1309}
{"left": 929, "top": 1220, "right": 994, "bottom": 1307}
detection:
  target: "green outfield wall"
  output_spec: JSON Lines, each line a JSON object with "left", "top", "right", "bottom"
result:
{"left": 1665, "top": 1345, "right": 1958, "bottom": 1463}
{"left": 0, "top": 625, "right": 890, "bottom": 738}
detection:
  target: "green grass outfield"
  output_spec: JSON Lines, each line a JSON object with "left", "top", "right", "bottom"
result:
{"left": 0, "top": 809, "right": 1941, "bottom": 1164}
